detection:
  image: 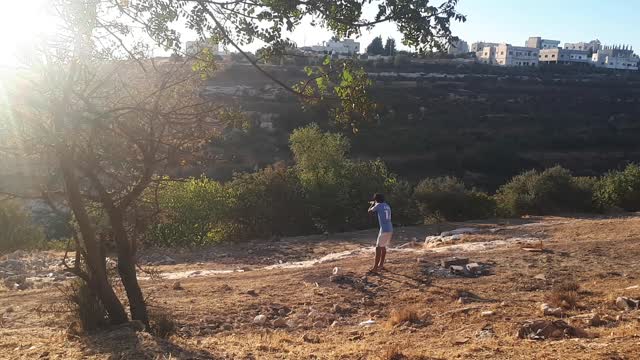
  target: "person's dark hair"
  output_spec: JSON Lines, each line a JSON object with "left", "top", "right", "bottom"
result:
{"left": 373, "top": 193, "right": 385, "bottom": 203}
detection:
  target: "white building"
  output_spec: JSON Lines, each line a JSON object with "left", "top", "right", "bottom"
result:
{"left": 448, "top": 40, "right": 469, "bottom": 56}
{"left": 592, "top": 45, "right": 638, "bottom": 70}
{"left": 539, "top": 48, "right": 590, "bottom": 65}
{"left": 309, "top": 39, "right": 360, "bottom": 55}
{"left": 526, "top": 37, "right": 560, "bottom": 49}
{"left": 479, "top": 44, "right": 539, "bottom": 66}
{"left": 185, "top": 40, "right": 224, "bottom": 56}
{"left": 564, "top": 40, "right": 601, "bottom": 53}
{"left": 471, "top": 41, "right": 498, "bottom": 58}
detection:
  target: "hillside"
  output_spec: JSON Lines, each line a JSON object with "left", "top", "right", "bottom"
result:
{"left": 203, "top": 63, "right": 640, "bottom": 189}
{"left": 2, "top": 215, "right": 640, "bottom": 359}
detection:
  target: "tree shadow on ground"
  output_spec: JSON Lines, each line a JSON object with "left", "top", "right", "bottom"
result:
{"left": 81, "top": 323, "right": 218, "bottom": 360}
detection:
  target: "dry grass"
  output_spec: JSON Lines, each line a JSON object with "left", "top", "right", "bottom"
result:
{"left": 380, "top": 346, "right": 408, "bottom": 360}
{"left": 548, "top": 279, "right": 581, "bottom": 309}
{"left": 3, "top": 216, "right": 640, "bottom": 359}
{"left": 387, "top": 306, "right": 420, "bottom": 327}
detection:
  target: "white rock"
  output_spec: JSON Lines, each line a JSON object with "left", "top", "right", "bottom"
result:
{"left": 358, "top": 319, "right": 376, "bottom": 327}
{"left": 253, "top": 314, "right": 267, "bottom": 325}
{"left": 481, "top": 311, "right": 495, "bottom": 317}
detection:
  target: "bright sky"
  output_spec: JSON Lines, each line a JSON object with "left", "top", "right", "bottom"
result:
{"left": 285, "top": 0, "right": 640, "bottom": 52}
{"left": 0, "top": 0, "right": 638, "bottom": 64}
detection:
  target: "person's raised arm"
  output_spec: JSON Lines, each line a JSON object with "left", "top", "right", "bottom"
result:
{"left": 368, "top": 201, "right": 378, "bottom": 213}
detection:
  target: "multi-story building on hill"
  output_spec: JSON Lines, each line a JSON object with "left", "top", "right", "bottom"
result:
{"left": 448, "top": 40, "right": 469, "bottom": 56}
{"left": 479, "top": 44, "right": 539, "bottom": 66}
{"left": 539, "top": 48, "right": 591, "bottom": 65}
{"left": 526, "top": 36, "right": 561, "bottom": 49}
{"left": 565, "top": 40, "right": 601, "bottom": 53}
{"left": 592, "top": 45, "right": 639, "bottom": 70}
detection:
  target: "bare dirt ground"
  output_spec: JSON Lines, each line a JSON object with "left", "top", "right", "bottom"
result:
{"left": 2, "top": 215, "right": 640, "bottom": 359}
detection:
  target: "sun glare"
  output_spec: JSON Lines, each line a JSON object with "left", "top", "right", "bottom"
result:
{"left": 0, "top": 0, "right": 56, "bottom": 65}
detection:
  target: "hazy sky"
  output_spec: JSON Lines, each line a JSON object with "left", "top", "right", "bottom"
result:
{"left": 270, "top": 0, "right": 640, "bottom": 52}
{"left": 1, "top": 0, "right": 638, "bottom": 64}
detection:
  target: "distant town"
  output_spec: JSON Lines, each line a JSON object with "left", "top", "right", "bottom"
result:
{"left": 186, "top": 35, "right": 639, "bottom": 71}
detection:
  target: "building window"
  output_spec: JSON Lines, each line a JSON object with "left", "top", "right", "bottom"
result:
{"left": 551, "top": 54, "right": 555, "bottom": 58}
{"left": 500, "top": 51, "right": 504, "bottom": 55}
{"left": 528, "top": 52, "right": 532, "bottom": 56}
{"left": 544, "top": 54, "right": 548, "bottom": 58}
{"left": 509, "top": 51, "right": 513, "bottom": 55}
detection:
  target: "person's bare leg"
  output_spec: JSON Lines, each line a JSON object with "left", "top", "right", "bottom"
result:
{"left": 370, "top": 247, "right": 381, "bottom": 272}
{"left": 379, "top": 247, "right": 387, "bottom": 270}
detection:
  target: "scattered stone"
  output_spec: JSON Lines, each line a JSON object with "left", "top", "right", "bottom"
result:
{"left": 246, "top": 289, "right": 257, "bottom": 296}
{"left": 332, "top": 267, "right": 340, "bottom": 275}
{"left": 451, "top": 337, "right": 469, "bottom": 345}
{"left": 221, "top": 324, "right": 233, "bottom": 331}
{"left": 277, "top": 308, "right": 289, "bottom": 316}
{"left": 541, "top": 303, "right": 564, "bottom": 317}
{"left": 449, "top": 265, "right": 466, "bottom": 276}
{"left": 358, "top": 319, "right": 376, "bottom": 327}
{"left": 587, "top": 313, "right": 605, "bottom": 327}
{"left": 481, "top": 311, "right": 495, "bottom": 317}
{"left": 272, "top": 318, "right": 287, "bottom": 328}
{"left": 253, "top": 315, "right": 267, "bottom": 325}
{"left": 500, "top": 301, "right": 508, "bottom": 307}
{"left": 466, "top": 263, "right": 482, "bottom": 275}
{"left": 362, "top": 297, "right": 375, "bottom": 307}
{"left": 312, "top": 321, "right": 325, "bottom": 328}
{"left": 518, "top": 320, "right": 589, "bottom": 340}
{"left": 286, "top": 319, "right": 297, "bottom": 328}
{"left": 3, "top": 275, "right": 27, "bottom": 290}
{"left": 441, "top": 257, "right": 469, "bottom": 268}
{"left": 171, "top": 281, "right": 183, "bottom": 290}
{"left": 476, "top": 324, "right": 495, "bottom": 339}
{"left": 4, "top": 306, "right": 15, "bottom": 313}
{"left": 302, "top": 333, "right": 320, "bottom": 344}
{"left": 625, "top": 285, "right": 639, "bottom": 290}
{"left": 534, "top": 274, "right": 547, "bottom": 281}
{"left": 616, "top": 296, "right": 640, "bottom": 311}
{"left": 441, "top": 228, "right": 480, "bottom": 236}
{"left": 330, "top": 320, "right": 342, "bottom": 328}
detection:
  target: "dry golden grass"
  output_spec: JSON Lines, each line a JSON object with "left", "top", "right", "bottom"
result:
{"left": 380, "top": 346, "right": 408, "bottom": 360}
{"left": 547, "top": 289, "right": 579, "bottom": 309}
{"left": 3, "top": 215, "right": 640, "bottom": 359}
{"left": 387, "top": 306, "right": 420, "bottom": 327}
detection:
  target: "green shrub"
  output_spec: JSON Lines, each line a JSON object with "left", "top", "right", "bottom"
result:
{"left": 223, "top": 163, "right": 313, "bottom": 240}
{"left": 495, "top": 166, "right": 596, "bottom": 216}
{"left": 595, "top": 164, "right": 640, "bottom": 211}
{"left": 413, "top": 176, "right": 496, "bottom": 222}
{"left": 147, "top": 177, "right": 229, "bottom": 246}
{"left": 290, "top": 124, "right": 407, "bottom": 232}
{"left": 0, "top": 201, "right": 44, "bottom": 253}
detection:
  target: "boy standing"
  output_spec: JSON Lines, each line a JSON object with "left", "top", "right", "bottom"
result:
{"left": 368, "top": 193, "right": 392, "bottom": 272}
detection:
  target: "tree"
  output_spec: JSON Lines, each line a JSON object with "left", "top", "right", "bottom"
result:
{"left": 384, "top": 38, "right": 397, "bottom": 56}
{"left": 1, "top": 0, "right": 464, "bottom": 327}
{"left": 367, "top": 36, "right": 385, "bottom": 55}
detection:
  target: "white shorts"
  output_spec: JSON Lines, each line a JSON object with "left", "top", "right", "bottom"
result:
{"left": 376, "top": 231, "right": 393, "bottom": 248}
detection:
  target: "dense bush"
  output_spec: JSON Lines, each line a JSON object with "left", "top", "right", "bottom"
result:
{"left": 290, "top": 124, "right": 408, "bottom": 232}
{"left": 595, "top": 164, "right": 640, "bottom": 211}
{"left": 495, "top": 166, "right": 596, "bottom": 216}
{"left": 0, "top": 201, "right": 44, "bottom": 253}
{"left": 223, "top": 163, "right": 313, "bottom": 239}
{"left": 147, "top": 178, "right": 229, "bottom": 246}
{"left": 413, "top": 176, "right": 496, "bottom": 222}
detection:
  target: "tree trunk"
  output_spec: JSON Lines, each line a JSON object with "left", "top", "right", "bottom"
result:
{"left": 111, "top": 210, "right": 149, "bottom": 326}
{"left": 59, "top": 155, "right": 128, "bottom": 325}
